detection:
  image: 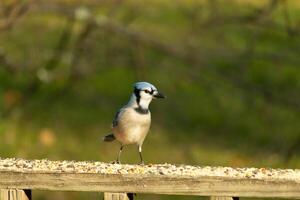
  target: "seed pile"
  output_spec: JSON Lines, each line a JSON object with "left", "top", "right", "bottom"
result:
{"left": 0, "top": 158, "right": 299, "bottom": 181}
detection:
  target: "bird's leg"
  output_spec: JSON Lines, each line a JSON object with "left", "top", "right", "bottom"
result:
{"left": 115, "top": 145, "right": 123, "bottom": 164}
{"left": 138, "top": 145, "right": 144, "bottom": 165}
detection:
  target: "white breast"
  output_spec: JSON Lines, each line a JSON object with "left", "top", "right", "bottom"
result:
{"left": 112, "top": 107, "right": 151, "bottom": 145}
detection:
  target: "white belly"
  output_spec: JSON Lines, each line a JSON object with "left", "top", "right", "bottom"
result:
{"left": 112, "top": 108, "right": 151, "bottom": 145}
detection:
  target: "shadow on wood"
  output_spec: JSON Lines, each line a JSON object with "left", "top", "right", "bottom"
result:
{"left": 104, "top": 193, "right": 135, "bottom": 200}
{"left": 0, "top": 189, "right": 31, "bottom": 200}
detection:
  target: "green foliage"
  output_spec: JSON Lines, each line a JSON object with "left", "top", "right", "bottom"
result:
{"left": 1, "top": 0, "right": 300, "bottom": 199}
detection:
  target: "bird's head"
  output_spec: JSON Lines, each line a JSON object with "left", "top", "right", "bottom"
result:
{"left": 134, "top": 82, "right": 165, "bottom": 100}
{"left": 132, "top": 82, "right": 165, "bottom": 109}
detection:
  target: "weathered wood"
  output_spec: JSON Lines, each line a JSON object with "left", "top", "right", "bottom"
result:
{"left": 104, "top": 193, "right": 132, "bottom": 200}
{"left": 210, "top": 196, "right": 239, "bottom": 200}
{"left": 0, "top": 189, "right": 31, "bottom": 200}
{"left": 0, "top": 158, "right": 300, "bottom": 198}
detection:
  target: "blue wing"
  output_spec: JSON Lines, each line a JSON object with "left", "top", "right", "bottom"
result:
{"left": 112, "top": 110, "right": 121, "bottom": 127}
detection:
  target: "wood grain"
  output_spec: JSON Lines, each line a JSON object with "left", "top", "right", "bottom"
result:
{"left": 0, "top": 189, "right": 31, "bottom": 200}
{"left": 210, "top": 196, "right": 239, "bottom": 200}
{"left": 104, "top": 193, "right": 132, "bottom": 200}
{"left": 0, "top": 158, "right": 299, "bottom": 198}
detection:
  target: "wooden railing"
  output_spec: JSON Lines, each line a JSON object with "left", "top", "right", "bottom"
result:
{"left": 0, "top": 158, "right": 300, "bottom": 200}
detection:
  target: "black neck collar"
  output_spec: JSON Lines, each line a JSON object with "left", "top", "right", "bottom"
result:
{"left": 134, "top": 106, "right": 149, "bottom": 114}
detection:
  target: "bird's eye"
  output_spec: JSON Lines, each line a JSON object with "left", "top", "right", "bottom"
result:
{"left": 144, "top": 90, "right": 150, "bottom": 94}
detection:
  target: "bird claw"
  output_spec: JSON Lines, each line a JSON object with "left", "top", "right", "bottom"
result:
{"left": 111, "top": 160, "right": 121, "bottom": 164}
{"left": 139, "top": 161, "right": 145, "bottom": 165}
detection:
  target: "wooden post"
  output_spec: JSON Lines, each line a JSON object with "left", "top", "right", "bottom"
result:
{"left": 210, "top": 197, "right": 239, "bottom": 200}
{"left": 0, "top": 189, "right": 31, "bottom": 200}
{"left": 104, "top": 193, "right": 133, "bottom": 200}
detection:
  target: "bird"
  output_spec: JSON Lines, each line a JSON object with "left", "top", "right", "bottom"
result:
{"left": 103, "top": 82, "right": 165, "bottom": 164}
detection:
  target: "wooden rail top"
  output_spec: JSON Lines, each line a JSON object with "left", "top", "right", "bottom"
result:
{"left": 0, "top": 158, "right": 300, "bottom": 198}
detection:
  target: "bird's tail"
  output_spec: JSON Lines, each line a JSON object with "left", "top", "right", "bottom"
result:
{"left": 103, "top": 133, "right": 115, "bottom": 142}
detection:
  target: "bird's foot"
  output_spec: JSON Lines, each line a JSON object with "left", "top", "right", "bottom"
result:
{"left": 111, "top": 160, "right": 121, "bottom": 164}
{"left": 139, "top": 161, "right": 145, "bottom": 165}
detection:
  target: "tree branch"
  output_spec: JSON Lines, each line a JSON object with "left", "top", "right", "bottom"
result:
{"left": 0, "top": 1, "right": 31, "bottom": 31}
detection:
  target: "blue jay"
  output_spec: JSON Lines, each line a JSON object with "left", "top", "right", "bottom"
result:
{"left": 103, "top": 82, "right": 165, "bottom": 164}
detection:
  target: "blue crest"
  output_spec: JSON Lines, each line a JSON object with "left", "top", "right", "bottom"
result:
{"left": 134, "top": 82, "right": 157, "bottom": 91}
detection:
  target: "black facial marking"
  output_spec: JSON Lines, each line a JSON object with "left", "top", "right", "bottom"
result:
{"left": 143, "top": 88, "right": 154, "bottom": 95}
{"left": 150, "top": 88, "right": 154, "bottom": 95}
{"left": 134, "top": 106, "right": 149, "bottom": 115}
{"left": 134, "top": 87, "right": 141, "bottom": 105}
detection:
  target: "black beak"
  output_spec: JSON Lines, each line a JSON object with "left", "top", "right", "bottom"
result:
{"left": 154, "top": 92, "right": 165, "bottom": 99}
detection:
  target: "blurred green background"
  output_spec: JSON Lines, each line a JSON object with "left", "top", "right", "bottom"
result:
{"left": 1, "top": 0, "right": 300, "bottom": 199}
